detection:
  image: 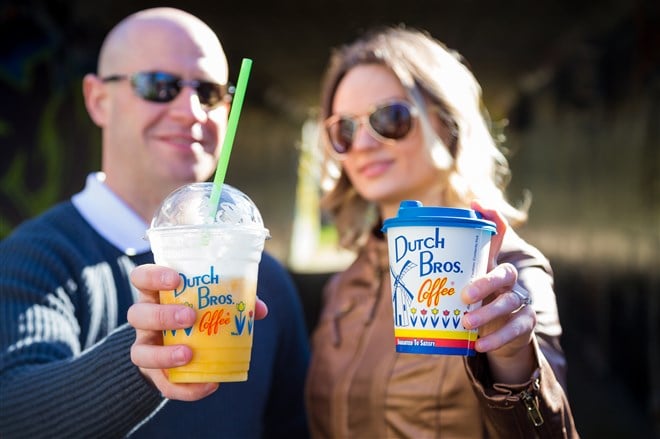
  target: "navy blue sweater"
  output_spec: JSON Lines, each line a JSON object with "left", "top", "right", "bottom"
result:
{"left": 0, "top": 202, "right": 310, "bottom": 438}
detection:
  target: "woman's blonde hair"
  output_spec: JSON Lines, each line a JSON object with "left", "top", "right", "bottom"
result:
{"left": 319, "top": 26, "right": 528, "bottom": 250}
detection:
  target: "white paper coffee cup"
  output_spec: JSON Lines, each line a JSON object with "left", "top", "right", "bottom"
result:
{"left": 382, "top": 200, "right": 496, "bottom": 356}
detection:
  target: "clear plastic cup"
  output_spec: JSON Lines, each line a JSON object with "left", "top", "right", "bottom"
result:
{"left": 147, "top": 182, "right": 269, "bottom": 382}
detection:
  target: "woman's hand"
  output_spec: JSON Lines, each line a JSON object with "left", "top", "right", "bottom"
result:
{"left": 127, "top": 264, "right": 268, "bottom": 400}
{"left": 461, "top": 201, "right": 537, "bottom": 384}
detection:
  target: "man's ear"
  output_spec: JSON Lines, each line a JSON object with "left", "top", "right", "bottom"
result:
{"left": 82, "top": 73, "right": 108, "bottom": 127}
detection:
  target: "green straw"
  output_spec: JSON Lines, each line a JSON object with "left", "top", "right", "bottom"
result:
{"left": 209, "top": 58, "right": 253, "bottom": 219}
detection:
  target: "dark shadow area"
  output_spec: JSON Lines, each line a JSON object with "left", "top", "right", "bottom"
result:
{"left": 289, "top": 271, "right": 332, "bottom": 336}
{"left": 553, "top": 263, "right": 659, "bottom": 438}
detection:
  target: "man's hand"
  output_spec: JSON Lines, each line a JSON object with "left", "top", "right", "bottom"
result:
{"left": 127, "top": 264, "right": 268, "bottom": 400}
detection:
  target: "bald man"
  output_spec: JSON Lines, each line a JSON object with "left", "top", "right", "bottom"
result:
{"left": 0, "top": 8, "right": 310, "bottom": 438}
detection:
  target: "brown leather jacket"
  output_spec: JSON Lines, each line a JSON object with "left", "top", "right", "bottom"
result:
{"left": 305, "top": 229, "right": 579, "bottom": 438}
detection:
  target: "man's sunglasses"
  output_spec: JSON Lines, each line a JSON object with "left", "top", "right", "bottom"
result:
{"left": 101, "top": 71, "right": 233, "bottom": 109}
{"left": 324, "top": 100, "right": 417, "bottom": 156}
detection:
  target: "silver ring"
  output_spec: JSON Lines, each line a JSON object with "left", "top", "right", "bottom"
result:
{"left": 511, "top": 288, "right": 533, "bottom": 307}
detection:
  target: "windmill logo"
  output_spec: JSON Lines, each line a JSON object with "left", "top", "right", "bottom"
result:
{"left": 391, "top": 260, "right": 417, "bottom": 327}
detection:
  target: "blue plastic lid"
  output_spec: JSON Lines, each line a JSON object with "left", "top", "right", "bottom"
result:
{"left": 382, "top": 200, "right": 496, "bottom": 234}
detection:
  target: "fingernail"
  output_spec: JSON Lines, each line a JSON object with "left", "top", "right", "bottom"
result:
{"left": 476, "top": 339, "right": 488, "bottom": 351}
{"left": 172, "top": 346, "right": 187, "bottom": 365}
{"left": 463, "top": 314, "right": 477, "bottom": 329}
{"left": 162, "top": 270, "right": 178, "bottom": 285}
{"left": 174, "top": 308, "right": 192, "bottom": 325}
{"left": 463, "top": 286, "right": 477, "bottom": 303}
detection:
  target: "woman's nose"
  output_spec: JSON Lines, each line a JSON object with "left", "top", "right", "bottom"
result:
{"left": 351, "top": 121, "right": 381, "bottom": 151}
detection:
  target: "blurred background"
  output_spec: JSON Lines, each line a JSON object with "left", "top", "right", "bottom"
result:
{"left": 1, "top": 0, "right": 658, "bottom": 437}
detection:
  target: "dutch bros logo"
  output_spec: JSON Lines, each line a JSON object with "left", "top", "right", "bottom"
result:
{"left": 174, "top": 266, "right": 233, "bottom": 309}
{"left": 394, "top": 227, "right": 462, "bottom": 276}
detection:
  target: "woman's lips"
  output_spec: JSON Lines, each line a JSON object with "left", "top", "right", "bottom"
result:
{"left": 358, "top": 159, "right": 394, "bottom": 178}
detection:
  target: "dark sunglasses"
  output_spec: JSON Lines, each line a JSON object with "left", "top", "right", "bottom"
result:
{"left": 101, "top": 71, "right": 233, "bottom": 109}
{"left": 324, "top": 100, "right": 417, "bottom": 155}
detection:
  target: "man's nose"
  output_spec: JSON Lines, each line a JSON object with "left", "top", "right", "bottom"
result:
{"left": 169, "top": 86, "right": 208, "bottom": 122}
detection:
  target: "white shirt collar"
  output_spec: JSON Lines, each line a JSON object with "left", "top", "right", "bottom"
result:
{"left": 72, "top": 172, "right": 150, "bottom": 255}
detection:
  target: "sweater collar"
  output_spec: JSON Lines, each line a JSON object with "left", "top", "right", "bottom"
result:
{"left": 71, "top": 172, "right": 150, "bottom": 255}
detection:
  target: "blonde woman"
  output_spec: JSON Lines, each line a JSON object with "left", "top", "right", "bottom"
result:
{"left": 306, "top": 26, "right": 578, "bottom": 438}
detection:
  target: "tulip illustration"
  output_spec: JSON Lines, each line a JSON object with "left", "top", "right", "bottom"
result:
{"left": 248, "top": 309, "right": 255, "bottom": 335}
{"left": 431, "top": 308, "right": 440, "bottom": 327}
{"left": 452, "top": 309, "right": 462, "bottom": 329}
{"left": 442, "top": 309, "right": 451, "bottom": 328}
{"left": 420, "top": 309, "right": 428, "bottom": 327}
{"left": 233, "top": 301, "right": 247, "bottom": 335}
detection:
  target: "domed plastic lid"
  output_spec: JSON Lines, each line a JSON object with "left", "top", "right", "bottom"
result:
{"left": 150, "top": 182, "right": 269, "bottom": 236}
{"left": 382, "top": 200, "right": 496, "bottom": 233}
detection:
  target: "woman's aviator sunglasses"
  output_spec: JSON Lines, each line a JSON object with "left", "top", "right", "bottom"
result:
{"left": 101, "top": 71, "right": 233, "bottom": 109}
{"left": 324, "top": 100, "right": 417, "bottom": 155}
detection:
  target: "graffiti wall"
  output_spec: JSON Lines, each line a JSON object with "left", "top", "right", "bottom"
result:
{"left": 0, "top": 2, "right": 102, "bottom": 237}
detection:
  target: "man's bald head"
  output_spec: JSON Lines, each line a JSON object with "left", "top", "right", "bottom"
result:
{"left": 97, "top": 7, "right": 228, "bottom": 83}
{"left": 84, "top": 8, "right": 232, "bottom": 221}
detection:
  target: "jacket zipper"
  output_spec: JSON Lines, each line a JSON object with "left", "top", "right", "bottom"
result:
{"left": 519, "top": 379, "right": 544, "bottom": 427}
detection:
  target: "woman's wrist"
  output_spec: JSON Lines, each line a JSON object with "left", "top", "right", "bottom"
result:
{"left": 486, "top": 342, "right": 535, "bottom": 384}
